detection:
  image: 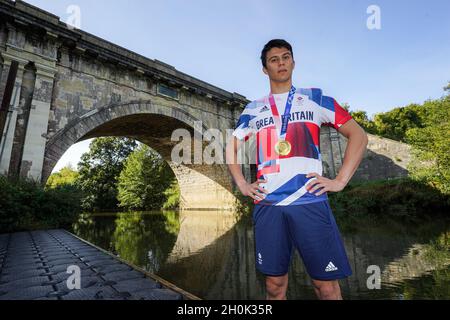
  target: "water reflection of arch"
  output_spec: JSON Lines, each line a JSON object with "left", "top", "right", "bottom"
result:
{"left": 159, "top": 212, "right": 449, "bottom": 299}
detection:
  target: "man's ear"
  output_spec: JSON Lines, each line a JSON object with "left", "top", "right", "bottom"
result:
{"left": 292, "top": 59, "right": 296, "bottom": 70}
{"left": 262, "top": 67, "right": 268, "bottom": 75}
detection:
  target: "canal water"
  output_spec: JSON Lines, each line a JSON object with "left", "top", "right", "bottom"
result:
{"left": 71, "top": 210, "right": 449, "bottom": 300}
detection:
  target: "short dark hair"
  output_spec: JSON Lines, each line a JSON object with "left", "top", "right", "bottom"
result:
{"left": 260, "top": 39, "right": 293, "bottom": 68}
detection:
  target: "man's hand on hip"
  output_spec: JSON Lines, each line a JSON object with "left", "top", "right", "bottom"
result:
{"left": 305, "top": 173, "right": 347, "bottom": 196}
{"left": 237, "top": 179, "right": 269, "bottom": 201}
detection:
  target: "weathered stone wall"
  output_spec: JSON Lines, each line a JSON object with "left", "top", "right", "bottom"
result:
{"left": 49, "top": 49, "right": 237, "bottom": 139}
{"left": 49, "top": 48, "right": 153, "bottom": 135}
{"left": 359, "top": 133, "right": 411, "bottom": 180}
{"left": 336, "top": 132, "right": 411, "bottom": 182}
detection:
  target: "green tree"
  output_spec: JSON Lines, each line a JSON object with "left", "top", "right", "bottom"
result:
{"left": 118, "top": 144, "right": 175, "bottom": 210}
{"left": 77, "top": 137, "right": 137, "bottom": 212}
{"left": 372, "top": 104, "right": 426, "bottom": 141}
{"left": 349, "top": 110, "right": 377, "bottom": 134}
{"left": 406, "top": 96, "right": 450, "bottom": 195}
{"left": 162, "top": 180, "right": 180, "bottom": 210}
{"left": 46, "top": 165, "right": 79, "bottom": 189}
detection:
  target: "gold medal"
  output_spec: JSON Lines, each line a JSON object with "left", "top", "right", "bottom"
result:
{"left": 274, "top": 140, "right": 291, "bottom": 156}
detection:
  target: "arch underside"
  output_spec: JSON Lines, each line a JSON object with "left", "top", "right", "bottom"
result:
{"left": 43, "top": 100, "right": 238, "bottom": 210}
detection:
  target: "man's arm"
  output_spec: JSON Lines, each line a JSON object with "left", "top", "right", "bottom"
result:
{"left": 225, "top": 136, "right": 268, "bottom": 201}
{"left": 306, "top": 119, "right": 368, "bottom": 195}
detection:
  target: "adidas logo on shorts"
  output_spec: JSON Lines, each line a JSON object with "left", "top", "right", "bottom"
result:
{"left": 325, "top": 261, "right": 338, "bottom": 272}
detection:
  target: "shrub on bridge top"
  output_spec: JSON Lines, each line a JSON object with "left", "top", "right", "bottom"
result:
{"left": 0, "top": 174, "right": 82, "bottom": 233}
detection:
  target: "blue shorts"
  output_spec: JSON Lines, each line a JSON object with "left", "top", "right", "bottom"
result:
{"left": 252, "top": 200, "right": 352, "bottom": 280}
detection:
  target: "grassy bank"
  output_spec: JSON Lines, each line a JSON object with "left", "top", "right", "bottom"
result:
{"left": 0, "top": 173, "right": 179, "bottom": 234}
{"left": 0, "top": 175, "right": 82, "bottom": 233}
{"left": 235, "top": 177, "right": 449, "bottom": 222}
{"left": 329, "top": 177, "right": 449, "bottom": 222}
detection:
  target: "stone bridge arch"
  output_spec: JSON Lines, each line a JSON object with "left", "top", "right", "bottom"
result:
{"left": 43, "top": 99, "right": 237, "bottom": 210}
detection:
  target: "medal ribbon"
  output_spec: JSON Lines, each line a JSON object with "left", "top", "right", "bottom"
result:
{"left": 268, "top": 86, "right": 296, "bottom": 141}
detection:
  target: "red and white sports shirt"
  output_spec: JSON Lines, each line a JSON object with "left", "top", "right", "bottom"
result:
{"left": 232, "top": 87, "right": 353, "bottom": 206}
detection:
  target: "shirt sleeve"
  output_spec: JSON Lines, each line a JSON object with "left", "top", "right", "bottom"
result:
{"left": 320, "top": 95, "right": 353, "bottom": 130}
{"left": 232, "top": 105, "right": 256, "bottom": 141}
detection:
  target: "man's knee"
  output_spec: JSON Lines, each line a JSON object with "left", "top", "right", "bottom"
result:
{"left": 313, "top": 280, "right": 341, "bottom": 300}
{"left": 319, "top": 284, "right": 337, "bottom": 299}
{"left": 265, "top": 274, "right": 288, "bottom": 299}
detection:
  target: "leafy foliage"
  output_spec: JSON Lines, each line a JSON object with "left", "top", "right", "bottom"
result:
{"left": 46, "top": 165, "right": 78, "bottom": 189}
{"left": 162, "top": 180, "right": 180, "bottom": 210}
{"left": 349, "top": 110, "right": 378, "bottom": 134}
{"left": 76, "top": 137, "right": 137, "bottom": 212}
{"left": 328, "top": 178, "right": 449, "bottom": 225}
{"left": 0, "top": 175, "right": 82, "bottom": 233}
{"left": 117, "top": 144, "right": 176, "bottom": 210}
{"left": 406, "top": 96, "right": 450, "bottom": 195}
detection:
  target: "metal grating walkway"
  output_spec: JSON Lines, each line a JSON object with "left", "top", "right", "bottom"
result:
{"left": 0, "top": 229, "right": 196, "bottom": 300}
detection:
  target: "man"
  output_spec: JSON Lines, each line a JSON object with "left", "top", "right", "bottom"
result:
{"left": 225, "top": 39, "right": 368, "bottom": 300}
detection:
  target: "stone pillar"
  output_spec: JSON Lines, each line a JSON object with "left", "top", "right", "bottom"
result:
{"left": 329, "top": 127, "right": 344, "bottom": 178}
{"left": 1, "top": 20, "right": 58, "bottom": 179}
{"left": 319, "top": 126, "right": 335, "bottom": 178}
{"left": 0, "top": 22, "right": 28, "bottom": 175}
{"left": 0, "top": 57, "right": 25, "bottom": 174}
{"left": 8, "top": 62, "right": 37, "bottom": 177}
{"left": 0, "top": 23, "right": 8, "bottom": 51}
{"left": 0, "top": 22, "right": 6, "bottom": 90}
{"left": 0, "top": 55, "right": 3, "bottom": 85}
{"left": 0, "top": 54, "right": 9, "bottom": 143}
{"left": 0, "top": 56, "right": 20, "bottom": 108}
{"left": 319, "top": 126, "right": 345, "bottom": 179}
{"left": 20, "top": 66, "right": 56, "bottom": 180}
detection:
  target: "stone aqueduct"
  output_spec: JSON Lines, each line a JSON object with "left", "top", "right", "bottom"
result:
{"left": 0, "top": 0, "right": 411, "bottom": 210}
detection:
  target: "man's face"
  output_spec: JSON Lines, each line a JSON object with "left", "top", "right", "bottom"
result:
{"left": 263, "top": 47, "right": 295, "bottom": 82}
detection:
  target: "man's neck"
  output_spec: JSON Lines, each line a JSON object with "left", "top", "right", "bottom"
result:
{"left": 270, "top": 79, "right": 293, "bottom": 94}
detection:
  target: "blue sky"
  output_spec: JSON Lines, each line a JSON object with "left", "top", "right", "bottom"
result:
{"left": 23, "top": 0, "right": 450, "bottom": 171}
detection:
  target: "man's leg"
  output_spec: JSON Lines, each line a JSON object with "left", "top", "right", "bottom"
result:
{"left": 253, "top": 205, "right": 293, "bottom": 300}
{"left": 311, "top": 279, "right": 342, "bottom": 300}
{"left": 265, "top": 274, "right": 288, "bottom": 300}
{"left": 283, "top": 202, "right": 352, "bottom": 300}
